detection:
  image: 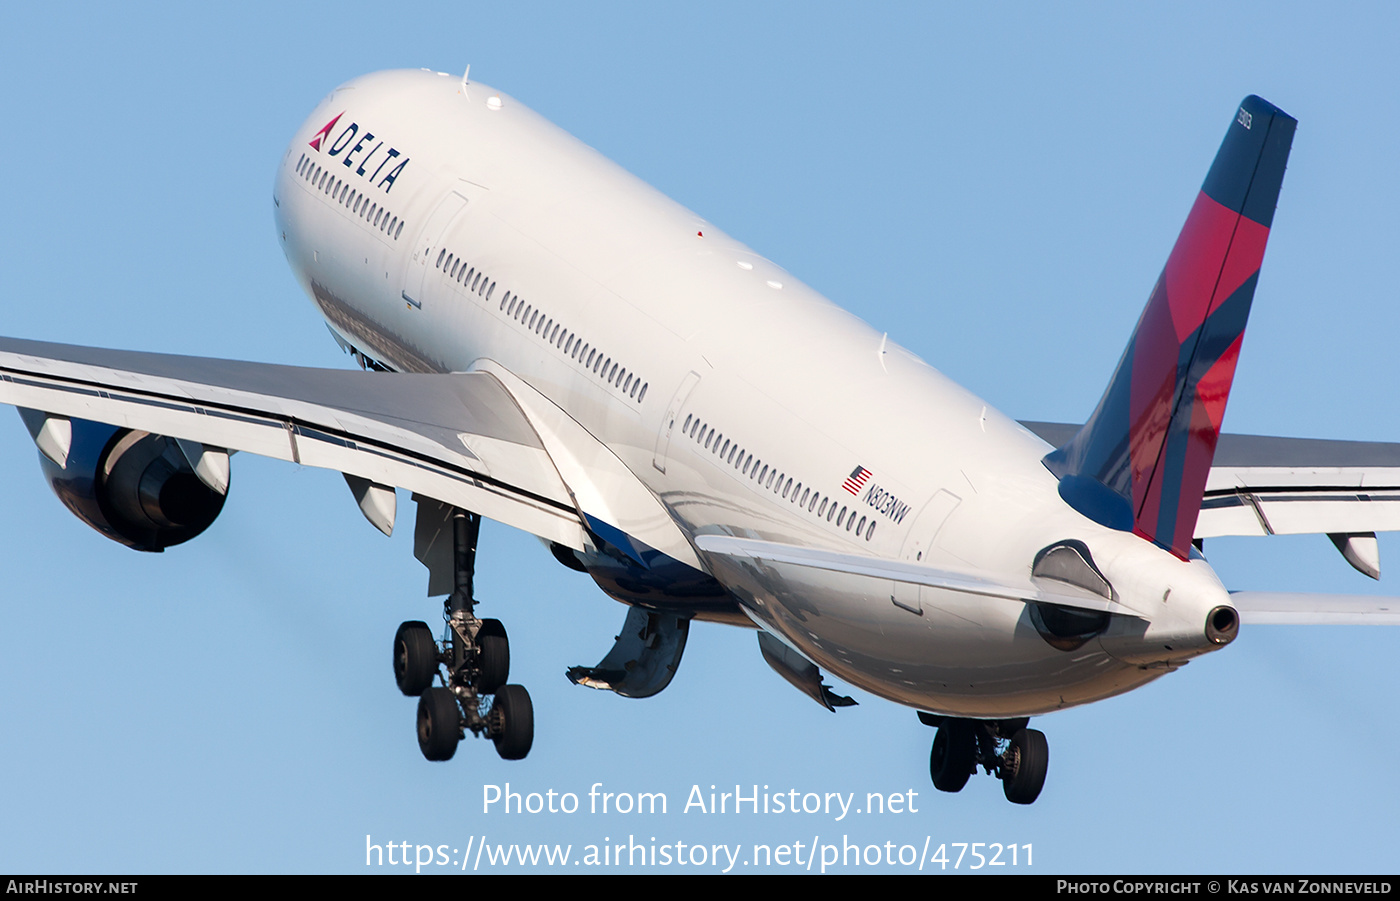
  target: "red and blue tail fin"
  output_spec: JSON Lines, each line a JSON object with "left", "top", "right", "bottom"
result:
{"left": 1044, "top": 96, "right": 1296, "bottom": 558}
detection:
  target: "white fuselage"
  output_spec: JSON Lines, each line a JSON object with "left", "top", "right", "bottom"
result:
{"left": 273, "top": 69, "right": 1233, "bottom": 718}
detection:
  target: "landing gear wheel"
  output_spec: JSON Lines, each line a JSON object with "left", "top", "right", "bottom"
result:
{"left": 394, "top": 620, "right": 437, "bottom": 697}
{"left": 1001, "top": 728, "right": 1049, "bottom": 805}
{"left": 477, "top": 618, "right": 510, "bottom": 694}
{"left": 930, "top": 719, "right": 975, "bottom": 793}
{"left": 416, "top": 686, "right": 461, "bottom": 762}
{"left": 491, "top": 684, "right": 534, "bottom": 761}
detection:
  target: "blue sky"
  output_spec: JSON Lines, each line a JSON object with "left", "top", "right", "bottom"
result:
{"left": 0, "top": 1, "right": 1397, "bottom": 874}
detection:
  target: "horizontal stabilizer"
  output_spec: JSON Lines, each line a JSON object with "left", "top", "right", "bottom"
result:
{"left": 1229, "top": 592, "right": 1400, "bottom": 625}
{"left": 1024, "top": 422, "right": 1400, "bottom": 542}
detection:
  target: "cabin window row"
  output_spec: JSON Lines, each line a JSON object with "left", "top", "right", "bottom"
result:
{"left": 681, "top": 412, "right": 876, "bottom": 542}
{"left": 428, "top": 239, "right": 648, "bottom": 405}
{"left": 478, "top": 284, "right": 649, "bottom": 405}
{"left": 435, "top": 247, "right": 497, "bottom": 303}
{"left": 428, "top": 241, "right": 648, "bottom": 404}
{"left": 295, "top": 154, "right": 405, "bottom": 241}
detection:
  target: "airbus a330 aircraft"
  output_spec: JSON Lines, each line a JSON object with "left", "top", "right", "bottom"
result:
{"left": 3, "top": 70, "right": 1396, "bottom": 805}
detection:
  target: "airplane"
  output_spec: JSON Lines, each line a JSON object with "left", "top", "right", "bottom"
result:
{"left": 2, "top": 68, "right": 1396, "bottom": 806}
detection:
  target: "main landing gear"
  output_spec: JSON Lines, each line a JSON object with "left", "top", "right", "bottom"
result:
{"left": 392, "top": 509, "right": 534, "bottom": 762}
{"left": 920, "top": 714, "right": 1049, "bottom": 805}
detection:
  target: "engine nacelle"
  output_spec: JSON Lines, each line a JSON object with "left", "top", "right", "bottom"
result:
{"left": 30, "top": 414, "right": 228, "bottom": 552}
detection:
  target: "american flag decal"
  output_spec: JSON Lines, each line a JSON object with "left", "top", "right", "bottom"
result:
{"left": 842, "top": 466, "right": 871, "bottom": 495}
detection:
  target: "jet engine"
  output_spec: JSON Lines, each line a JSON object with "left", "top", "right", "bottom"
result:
{"left": 23, "top": 411, "right": 229, "bottom": 552}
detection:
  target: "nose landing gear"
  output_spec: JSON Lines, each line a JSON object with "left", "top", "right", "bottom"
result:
{"left": 393, "top": 508, "right": 534, "bottom": 762}
{"left": 921, "top": 714, "right": 1049, "bottom": 805}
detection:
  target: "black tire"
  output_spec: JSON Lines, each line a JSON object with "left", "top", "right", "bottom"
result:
{"left": 930, "top": 719, "right": 975, "bottom": 792}
{"left": 1002, "top": 728, "right": 1049, "bottom": 805}
{"left": 477, "top": 618, "right": 510, "bottom": 694}
{"left": 492, "top": 684, "right": 534, "bottom": 761}
{"left": 394, "top": 620, "right": 437, "bottom": 697}
{"left": 416, "top": 687, "right": 461, "bottom": 762}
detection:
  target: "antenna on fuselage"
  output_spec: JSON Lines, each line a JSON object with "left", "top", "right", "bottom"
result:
{"left": 460, "top": 64, "right": 471, "bottom": 101}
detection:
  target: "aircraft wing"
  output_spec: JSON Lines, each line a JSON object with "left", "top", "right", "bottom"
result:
{"left": 694, "top": 534, "right": 1150, "bottom": 617}
{"left": 0, "top": 336, "right": 588, "bottom": 551}
{"left": 1021, "top": 421, "right": 1400, "bottom": 540}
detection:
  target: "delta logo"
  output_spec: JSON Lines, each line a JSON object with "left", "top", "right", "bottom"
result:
{"left": 307, "top": 112, "right": 410, "bottom": 194}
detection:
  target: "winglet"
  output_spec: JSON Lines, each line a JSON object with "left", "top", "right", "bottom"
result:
{"left": 1044, "top": 96, "right": 1296, "bottom": 558}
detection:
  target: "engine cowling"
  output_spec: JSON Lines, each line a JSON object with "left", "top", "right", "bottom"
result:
{"left": 33, "top": 415, "right": 228, "bottom": 552}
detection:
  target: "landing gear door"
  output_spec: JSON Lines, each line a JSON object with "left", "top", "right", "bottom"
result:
{"left": 401, "top": 190, "right": 470, "bottom": 311}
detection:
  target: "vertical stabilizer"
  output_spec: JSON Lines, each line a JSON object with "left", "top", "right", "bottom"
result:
{"left": 1044, "top": 96, "right": 1296, "bottom": 558}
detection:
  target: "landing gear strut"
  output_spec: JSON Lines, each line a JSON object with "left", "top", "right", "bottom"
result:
{"left": 392, "top": 508, "right": 534, "bottom": 762}
{"left": 921, "top": 715, "right": 1049, "bottom": 805}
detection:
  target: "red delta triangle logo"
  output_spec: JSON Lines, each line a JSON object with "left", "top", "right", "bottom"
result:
{"left": 308, "top": 112, "right": 344, "bottom": 151}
